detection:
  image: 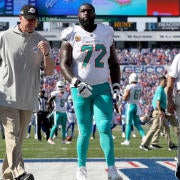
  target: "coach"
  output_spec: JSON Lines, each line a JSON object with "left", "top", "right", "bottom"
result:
{"left": 0, "top": 4, "right": 54, "bottom": 180}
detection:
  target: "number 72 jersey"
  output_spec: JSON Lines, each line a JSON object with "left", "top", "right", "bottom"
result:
{"left": 61, "top": 24, "right": 114, "bottom": 86}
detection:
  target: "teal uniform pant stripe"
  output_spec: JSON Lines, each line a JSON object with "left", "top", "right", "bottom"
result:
{"left": 126, "top": 104, "right": 145, "bottom": 141}
{"left": 49, "top": 112, "right": 67, "bottom": 140}
{"left": 71, "top": 82, "right": 115, "bottom": 167}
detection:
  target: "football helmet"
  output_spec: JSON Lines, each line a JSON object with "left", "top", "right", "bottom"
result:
{"left": 56, "top": 80, "right": 65, "bottom": 90}
{"left": 129, "top": 73, "right": 138, "bottom": 83}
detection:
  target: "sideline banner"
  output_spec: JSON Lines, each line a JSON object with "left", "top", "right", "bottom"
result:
{"left": 120, "top": 65, "right": 169, "bottom": 74}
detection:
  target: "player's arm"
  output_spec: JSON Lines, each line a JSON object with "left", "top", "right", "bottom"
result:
{"left": 123, "top": 89, "right": 130, "bottom": 101}
{"left": 60, "top": 40, "right": 74, "bottom": 83}
{"left": 167, "top": 75, "right": 176, "bottom": 114}
{"left": 108, "top": 42, "right": 120, "bottom": 93}
{"left": 118, "top": 104, "right": 122, "bottom": 114}
{"left": 60, "top": 40, "right": 92, "bottom": 98}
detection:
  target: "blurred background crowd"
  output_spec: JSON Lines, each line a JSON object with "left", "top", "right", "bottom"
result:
{"left": 41, "top": 47, "right": 177, "bottom": 116}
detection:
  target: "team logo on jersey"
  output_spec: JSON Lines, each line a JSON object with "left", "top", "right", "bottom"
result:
{"left": 75, "top": 35, "right": 81, "bottom": 42}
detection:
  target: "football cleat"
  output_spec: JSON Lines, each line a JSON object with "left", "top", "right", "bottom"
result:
{"left": 15, "top": 173, "right": 34, "bottom": 180}
{"left": 108, "top": 166, "right": 123, "bottom": 180}
{"left": 47, "top": 138, "right": 55, "bottom": 145}
{"left": 168, "top": 144, "right": 178, "bottom": 151}
{"left": 121, "top": 140, "right": 130, "bottom": 146}
{"left": 150, "top": 144, "right": 162, "bottom": 149}
{"left": 139, "top": 145, "right": 150, "bottom": 151}
{"left": 62, "top": 140, "right": 72, "bottom": 144}
{"left": 76, "top": 166, "right": 87, "bottom": 180}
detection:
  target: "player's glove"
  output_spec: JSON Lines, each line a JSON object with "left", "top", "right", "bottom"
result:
{"left": 112, "top": 83, "right": 121, "bottom": 101}
{"left": 71, "top": 77, "right": 92, "bottom": 98}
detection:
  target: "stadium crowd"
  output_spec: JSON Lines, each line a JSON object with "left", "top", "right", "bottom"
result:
{"left": 42, "top": 47, "right": 174, "bottom": 115}
{"left": 116, "top": 48, "right": 180, "bottom": 65}
{"left": 0, "top": 47, "right": 177, "bottom": 142}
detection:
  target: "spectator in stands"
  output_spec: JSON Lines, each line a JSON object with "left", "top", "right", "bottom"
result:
{"left": 42, "top": 46, "right": 176, "bottom": 118}
{"left": 116, "top": 48, "right": 180, "bottom": 65}
{"left": 0, "top": 4, "right": 54, "bottom": 180}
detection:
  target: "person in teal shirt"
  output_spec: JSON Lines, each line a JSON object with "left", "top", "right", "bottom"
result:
{"left": 152, "top": 79, "right": 167, "bottom": 112}
{"left": 140, "top": 76, "right": 167, "bottom": 151}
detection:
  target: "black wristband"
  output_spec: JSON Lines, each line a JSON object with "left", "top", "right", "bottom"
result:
{"left": 74, "top": 79, "right": 81, "bottom": 88}
{"left": 71, "top": 77, "right": 81, "bottom": 87}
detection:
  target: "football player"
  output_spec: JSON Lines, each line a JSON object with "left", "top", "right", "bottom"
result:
{"left": 47, "top": 80, "right": 70, "bottom": 144}
{"left": 60, "top": 3, "right": 122, "bottom": 180}
{"left": 121, "top": 73, "right": 145, "bottom": 146}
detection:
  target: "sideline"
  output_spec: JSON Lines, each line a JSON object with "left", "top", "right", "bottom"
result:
{"left": 0, "top": 158, "right": 177, "bottom": 180}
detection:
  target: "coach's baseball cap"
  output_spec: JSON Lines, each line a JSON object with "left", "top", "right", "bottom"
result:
{"left": 20, "top": 4, "right": 39, "bottom": 19}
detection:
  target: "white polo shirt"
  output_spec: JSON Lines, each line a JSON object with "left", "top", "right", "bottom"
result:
{"left": 168, "top": 53, "right": 180, "bottom": 90}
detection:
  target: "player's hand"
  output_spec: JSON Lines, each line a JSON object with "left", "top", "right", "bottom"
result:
{"left": 113, "top": 89, "right": 120, "bottom": 99}
{"left": 71, "top": 77, "right": 92, "bottom": 98}
{"left": 112, "top": 83, "right": 120, "bottom": 100}
{"left": 77, "top": 81, "right": 92, "bottom": 98}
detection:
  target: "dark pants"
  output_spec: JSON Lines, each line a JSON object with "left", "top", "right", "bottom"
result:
{"left": 37, "top": 111, "right": 50, "bottom": 140}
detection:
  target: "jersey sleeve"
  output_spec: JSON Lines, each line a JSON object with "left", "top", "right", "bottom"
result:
{"left": 168, "top": 53, "right": 180, "bottom": 78}
{"left": 125, "top": 84, "right": 131, "bottom": 91}
{"left": 61, "top": 27, "right": 74, "bottom": 45}
{"left": 103, "top": 24, "right": 114, "bottom": 46}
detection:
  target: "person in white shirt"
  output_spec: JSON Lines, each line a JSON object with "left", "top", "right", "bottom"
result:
{"left": 167, "top": 53, "right": 180, "bottom": 179}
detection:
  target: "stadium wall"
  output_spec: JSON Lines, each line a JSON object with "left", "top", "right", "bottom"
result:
{"left": 38, "top": 31, "right": 180, "bottom": 42}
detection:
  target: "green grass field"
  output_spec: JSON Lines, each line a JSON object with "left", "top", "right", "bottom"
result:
{"left": 0, "top": 126, "right": 178, "bottom": 159}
